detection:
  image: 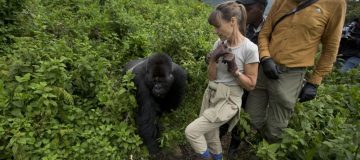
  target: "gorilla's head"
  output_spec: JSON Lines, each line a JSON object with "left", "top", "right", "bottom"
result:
{"left": 145, "top": 53, "right": 174, "bottom": 98}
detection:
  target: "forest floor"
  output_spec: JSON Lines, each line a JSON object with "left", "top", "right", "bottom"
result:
{"left": 172, "top": 134, "right": 257, "bottom": 160}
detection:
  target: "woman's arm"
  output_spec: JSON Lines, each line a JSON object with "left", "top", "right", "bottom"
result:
{"left": 207, "top": 59, "right": 217, "bottom": 81}
{"left": 234, "top": 63, "right": 258, "bottom": 91}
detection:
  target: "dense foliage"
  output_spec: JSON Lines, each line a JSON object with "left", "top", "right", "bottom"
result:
{"left": 347, "top": 1, "right": 360, "bottom": 22}
{"left": 0, "top": 0, "right": 214, "bottom": 159}
{"left": 0, "top": 0, "right": 359, "bottom": 159}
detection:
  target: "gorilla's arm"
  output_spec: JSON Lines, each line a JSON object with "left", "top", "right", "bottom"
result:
{"left": 133, "top": 70, "right": 161, "bottom": 154}
{"left": 160, "top": 64, "right": 187, "bottom": 112}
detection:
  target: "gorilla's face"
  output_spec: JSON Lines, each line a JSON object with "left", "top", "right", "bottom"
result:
{"left": 145, "top": 55, "right": 174, "bottom": 98}
{"left": 151, "top": 73, "right": 174, "bottom": 98}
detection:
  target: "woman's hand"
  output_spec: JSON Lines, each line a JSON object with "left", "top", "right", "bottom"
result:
{"left": 206, "top": 43, "right": 231, "bottom": 63}
{"left": 222, "top": 53, "right": 238, "bottom": 75}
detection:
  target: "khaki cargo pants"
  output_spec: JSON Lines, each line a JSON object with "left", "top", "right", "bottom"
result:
{"left": 185, "top": 82, "right": 243, "bottom": 155}
{"left": 245, "top": 66, "right": 305, "bottom": 142}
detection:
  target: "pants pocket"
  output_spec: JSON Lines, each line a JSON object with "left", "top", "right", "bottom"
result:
{"left": 215, "top": 102, "right": 238, "bottom": 122}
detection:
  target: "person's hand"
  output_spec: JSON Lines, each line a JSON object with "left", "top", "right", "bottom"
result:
{"left": 298, "top": 82, "right": 318, "bottom": 102}
{"left": 207, "top": 43, "right": 230, "bottom": 63}
{"left": 223, "top": 53, "right": 238, "bottom": 75}
{"left": 261, "top": 57, "right": 280, "bottom": 79}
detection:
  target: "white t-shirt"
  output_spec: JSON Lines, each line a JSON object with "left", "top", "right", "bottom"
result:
{"left": 213, "top": 38, "right": 259, "bottom": 86}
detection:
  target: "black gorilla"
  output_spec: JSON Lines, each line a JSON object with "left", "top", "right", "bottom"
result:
{"left": 124, "top": 53, "right": 187, "bottom": 155}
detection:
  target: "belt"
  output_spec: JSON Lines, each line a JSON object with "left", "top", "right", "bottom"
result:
{"left": 276, "top": 65, "right": 306, "bottom": 73}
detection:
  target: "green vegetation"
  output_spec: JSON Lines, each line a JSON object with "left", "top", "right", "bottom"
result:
{"left": 0, "top": 0, "right": 214, "bottom": 159}
{"left": 347, "top": 1, "right": 360, "bottom": 22}
{"left": 0, "top": 0, "right": 359, "bottom": 159}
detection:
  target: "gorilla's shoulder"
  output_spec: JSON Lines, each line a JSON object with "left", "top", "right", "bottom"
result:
{"left": 123, "top": 58, "right": 146, "bottom": 73}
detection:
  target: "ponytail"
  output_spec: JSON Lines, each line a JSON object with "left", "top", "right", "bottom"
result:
{"left": 237, "top": 4, "right": 247, "bottom": 36}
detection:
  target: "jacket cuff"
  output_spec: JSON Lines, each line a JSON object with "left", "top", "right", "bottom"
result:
{"left": 260, "top": 50, "right": 270, "bottom": 60}
{"left": 307, "top": 76, "right": 322, "bottom": 85}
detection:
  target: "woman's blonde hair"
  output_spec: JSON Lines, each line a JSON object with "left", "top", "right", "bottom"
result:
{"left": 208, "top": 1, "right": 247, "bottom": 36}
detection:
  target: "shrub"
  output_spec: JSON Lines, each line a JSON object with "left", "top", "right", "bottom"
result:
{"left": 0, "top": 0, "right": 215, "bottom": 159}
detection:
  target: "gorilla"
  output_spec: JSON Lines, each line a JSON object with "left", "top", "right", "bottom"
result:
{"left": 124, "top": 53, "right": 187, "bottom": 155}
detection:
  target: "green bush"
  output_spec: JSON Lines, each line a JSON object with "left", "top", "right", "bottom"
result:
{"left": 1, "top": 0, "right": 359, "bottom": 159}
{"left": 347, "top": 2, "right": 360, "bottom": 22}
{"left": 0, "top": 0, "right": 215, "bottom": 159}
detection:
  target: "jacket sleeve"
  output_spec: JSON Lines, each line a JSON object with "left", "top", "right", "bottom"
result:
{"left": 308, "top": 1, "right": 346, "bottom": 85}
{"left": 258, "top": 0, "right": 279, "bottom": 59}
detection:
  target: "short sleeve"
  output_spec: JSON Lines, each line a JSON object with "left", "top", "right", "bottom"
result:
{"left": 244, "top": 42, "right": 259, "bottom": 64}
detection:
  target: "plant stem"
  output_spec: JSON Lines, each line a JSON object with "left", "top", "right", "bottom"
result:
{"left": 355, "top": 144, "right": 359, "bottom": 159}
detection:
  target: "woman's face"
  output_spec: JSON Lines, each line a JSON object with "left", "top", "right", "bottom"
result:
{"left": 213, "top": 17, "right": 234, "bottom": 41}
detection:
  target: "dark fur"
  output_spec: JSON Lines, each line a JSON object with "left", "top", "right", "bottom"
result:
{"left": 124, "top": 53, "right": 187, "bottom": 154}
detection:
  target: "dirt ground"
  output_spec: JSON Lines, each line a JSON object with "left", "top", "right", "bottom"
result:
{"left": 178, "top": 134, "right": 254, "bottom": 160}
{"left": 157, "top": 134, "right": 257, "bottom": 160}
{"left": 179, "top": 134, "right": 232, "bottom": 160}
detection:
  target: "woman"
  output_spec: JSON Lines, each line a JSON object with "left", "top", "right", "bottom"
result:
{"left": 185, "top": 1, "right": 259, "bottom": 160}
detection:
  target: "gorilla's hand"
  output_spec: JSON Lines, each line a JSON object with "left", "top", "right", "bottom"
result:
{"left": 223, "top": 53, "right": 238, "bottom": 75}
{"left": 298, "top": 82, "right": 318, "bottom": 102}
{"left": 261, "top": 58, "right": 280, "bottom": 79}
{"left": 208, "top": 43, "right": 231, "bottom": 63}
